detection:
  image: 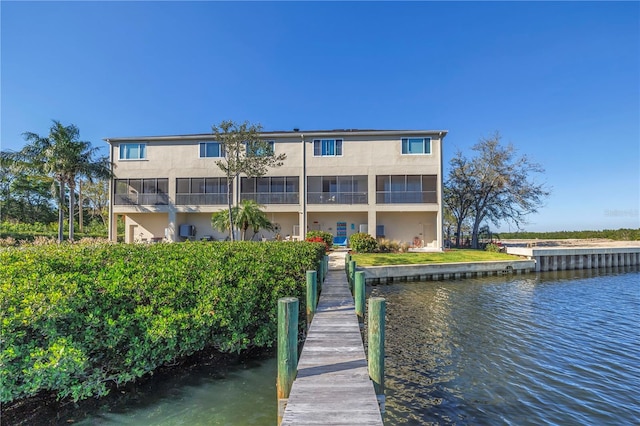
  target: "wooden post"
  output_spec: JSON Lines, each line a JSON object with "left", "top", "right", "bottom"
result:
{"left": 348, "top": 260, "right": 356, "bottom": 290}
{"left": 277, "top": 297, "right": 298, "bottom": 424}
{"left": 324, "top": 255, "right": 329, "bottom": 279}
{"left": 355, "top": 271, "right": 365, "bottom": 322}
{"left": 345, "top": 252, "right": 351, "bottom": 269}
{"left": 368, "top": 297, "right": 386, "bottom": 413}
{"left": 306, "top": 270, "right": 317, "bottom": 328}
{"left": 318, "top": 258, "right": 325, "bottom": 285}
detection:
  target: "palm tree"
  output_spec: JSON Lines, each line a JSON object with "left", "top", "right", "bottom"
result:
{"left": 211, "top": 200, "right": 273, "bottom": 241}
{"left": 3, "top": 120, "right": 111, "bottom": 242}
{"left": 211, "top": 207, "right": 237, "bottom": 239}
{"left": 235, "top": 199, "right": 273, "bottom": 240}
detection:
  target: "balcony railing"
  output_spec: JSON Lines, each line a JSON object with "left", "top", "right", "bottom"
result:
{"left": 376, "top": 191, "right": 437, "bottom": 204}
{"left": 176, "top": 193, "right": 228, "bottom": 205}
{"left": 114, "top": 193, "right": 169, "bottom": 206}
{"left": 241, "top": 192, "right": 300, "bottom": 204}
{"left": 307, "top": 192, "right": 368, "bottom": 205}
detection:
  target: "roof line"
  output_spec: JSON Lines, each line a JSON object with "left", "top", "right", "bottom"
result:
{"left": 104, "top": 129, "right": 449, "bottom": 143}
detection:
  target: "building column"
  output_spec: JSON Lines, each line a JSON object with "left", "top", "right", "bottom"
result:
{"left": 168, "top": 209, "right": 177, "bottom": 242}
{"left": 368, "top": 209, "right": 377, "bottom": 239}
{"left": 368, "top": 171, "right": 377, "bottom": 239}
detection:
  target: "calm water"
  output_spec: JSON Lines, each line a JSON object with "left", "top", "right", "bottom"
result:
{"left": 369, "top": 267, "right": 640, "bottom": 425}
{"left": 74, "top": 356, "right": 277, "bottom": 425}
{"left": 69, "top": 268, "right": 638, "bottom": 425}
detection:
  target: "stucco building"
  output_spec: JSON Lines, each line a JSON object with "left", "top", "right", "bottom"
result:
{"left": 105, "top": 129, "right": 447, "bottom": 248}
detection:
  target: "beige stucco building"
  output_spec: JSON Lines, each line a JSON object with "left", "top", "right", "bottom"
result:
{"left": 104, "top": 129, "right": 447, "bottom": 248}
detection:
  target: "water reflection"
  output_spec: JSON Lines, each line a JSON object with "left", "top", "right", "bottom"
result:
{"left": 368, "top": 267, "right": 640, "bottom": 425}
{"left": 76, "top": 355, "right": 276, "bottom": 425}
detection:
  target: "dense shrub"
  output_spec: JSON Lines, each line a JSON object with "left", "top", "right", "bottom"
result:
{"left": 306, "top": 230, "right": 333, "bottom": 248}
{"left": 349, "top": 233, "right": 378, "bottom": 253}
{"left": 0, "top": 241, "right": 324, "bottom": 403}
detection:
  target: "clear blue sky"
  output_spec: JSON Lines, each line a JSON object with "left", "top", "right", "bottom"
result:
{"left": 2, "top": 1, "right": 638, "bottom": 232}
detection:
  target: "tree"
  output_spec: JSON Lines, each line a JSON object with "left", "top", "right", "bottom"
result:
{"left": 211, "top": 120, "right": 286, "bottom": 241}
{"left": 0, "top": 160, "right": 57, "bottom": 224}
{"left": 211, "top": 200, "right": 274, "bottom": 241}
{"left": 235, "top": 199, "right": 274, "bottom": 240}
{"left": 447, "top": 132, "right": 550, "bottom": 248}
{"left": 2, "top": 120, "right": 111, "bottom": 242}
{"left": 81, "top": 179, "right": 110, "bottom": 227}
{"left": 211, "top": 208, "right": 235, "bottom": 239}
{"left": 443, "top": 151, "right": 475, "bottom": 248}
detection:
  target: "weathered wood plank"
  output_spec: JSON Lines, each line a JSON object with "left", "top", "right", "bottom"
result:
{"left": 280, "top": 251, "right": 383, "bottom": 425}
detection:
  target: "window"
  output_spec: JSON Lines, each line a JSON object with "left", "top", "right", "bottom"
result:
{"left": 307, "top": 175, "right": 367, "bottom": 204}
{"left": 376, "top": 175, "right": 437, "bottom": 203}
{"left": 313, "top": 139, "right": 343, "bottom": 156}
{"left": 119, "top": 143, "right": 146, "bottom": 160}
{"left": 246, "top": 140, "right": 275, "bottom": 157}
{"left": 175, "top": 177, "right": 229, "bottom": 205}
{"left": 199, "top": 142, "right": 225, "bottom": 158}
{"left": 240, "top": 176, "right": 299, "bottom": 204}
{"left": 113, "top": 178, "right": 168, "bottom": 205}
{"left": 401, "top": 137, "right": 431, "bottom": 155}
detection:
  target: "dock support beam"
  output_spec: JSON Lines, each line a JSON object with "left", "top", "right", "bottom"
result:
{"left": 277, "top": 297, "right": 299, "bottom": 425}
{"left": 368, "top": 297, "right": 386, "bottom": 413}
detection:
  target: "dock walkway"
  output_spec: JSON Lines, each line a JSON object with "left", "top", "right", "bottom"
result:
{"left": 280, "top": 251, "right": 383, "bottom": 425}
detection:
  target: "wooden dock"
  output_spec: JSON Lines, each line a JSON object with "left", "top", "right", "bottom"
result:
{"left": 280, "top": 251, "right": 384, "bottom": 425}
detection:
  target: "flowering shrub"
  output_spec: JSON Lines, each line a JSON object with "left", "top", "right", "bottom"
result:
{"left": 305, "top": 235, "right": 329, "bottom": 252}
{"left": 306, "top": 230, "right": 333, "bottom": 248}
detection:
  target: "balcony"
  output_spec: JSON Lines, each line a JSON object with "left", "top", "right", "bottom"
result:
{"left": 114, "top": 193, "right": 169, "bottom": 206}
{"left": 175, "top": 193, "right": 228, "bottom": 205}
{"left": 241, "top": 192, "right": 299, "bottom": 204}
{"left": 376, "top": 191, "right": 437, "bottom": 204}
{"left": 308, "top": 192, "right": 368, "bottom": 205}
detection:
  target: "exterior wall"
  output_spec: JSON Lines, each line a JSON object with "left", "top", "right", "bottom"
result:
{"left": 307, "top": 212, "right": 369, "bottom": 238}
{"left": 124, "top": 213, "right": 168, "bottom": 243}
{"left": 376, "top": 212, "right": 438, "bottom": 247}
{"left": 106, "top": 130, "right": 446, "bottom": 247}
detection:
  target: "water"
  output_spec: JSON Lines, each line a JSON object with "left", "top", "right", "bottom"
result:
{"left": 74, "top": 355, "right": 277, "bottom": 425}
{"left": 46, "top": 268, "right": 638, "bottom": 425}
{"left": 368, "top": 267, "right": 640, "bottom": 425}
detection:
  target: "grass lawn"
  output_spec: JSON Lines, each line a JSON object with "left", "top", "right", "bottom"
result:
{"left": 351, "top": 249, "right": 521, "bottom": 266}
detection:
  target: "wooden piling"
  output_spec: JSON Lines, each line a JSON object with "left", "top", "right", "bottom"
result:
{"left": 349, "top": 260, "right": 356, "bottom": 290}
{"left": 368, "top": 297, "right": 386, "bottom": 413}
{"left": 306, "top": 270, "right": 317, "bottom": 327}
{"left": 355, "top": 271, "right": 365, "bottom": 321}
{"left": 318, "top": 258, "right": 325, "bottom": 286}
{"left": 277, "top": 297, "right": 299, "bottom": 425}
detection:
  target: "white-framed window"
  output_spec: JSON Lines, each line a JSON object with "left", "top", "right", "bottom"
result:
{"left": 119, "top": 143, "right": 146, "bottom": 160}
{"left": 199, "top": 142, "right": 225, "bottom": 158}
{"left": 401, "top": 137, "right": 431, "bottom": 155}
{"left": 313, "top": 139, "right": 343, "bottom": 156}
{"left": 246, "top": 140, "right": 275, "bottom": 157}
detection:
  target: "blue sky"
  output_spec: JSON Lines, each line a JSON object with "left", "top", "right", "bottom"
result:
{"left": 2, "top": 1, "right": 638, "bottom": 232}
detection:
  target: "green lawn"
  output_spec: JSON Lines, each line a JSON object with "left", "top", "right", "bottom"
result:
{"left": 351, "top": 249, "right": 521, "bottom": 266}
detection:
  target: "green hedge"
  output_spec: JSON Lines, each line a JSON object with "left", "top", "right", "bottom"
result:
{"left": 349, "top": 232, "right": 378, "bottom": 253}
{"left": 0, "top": 241, "right": 325, "bottom": 403}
